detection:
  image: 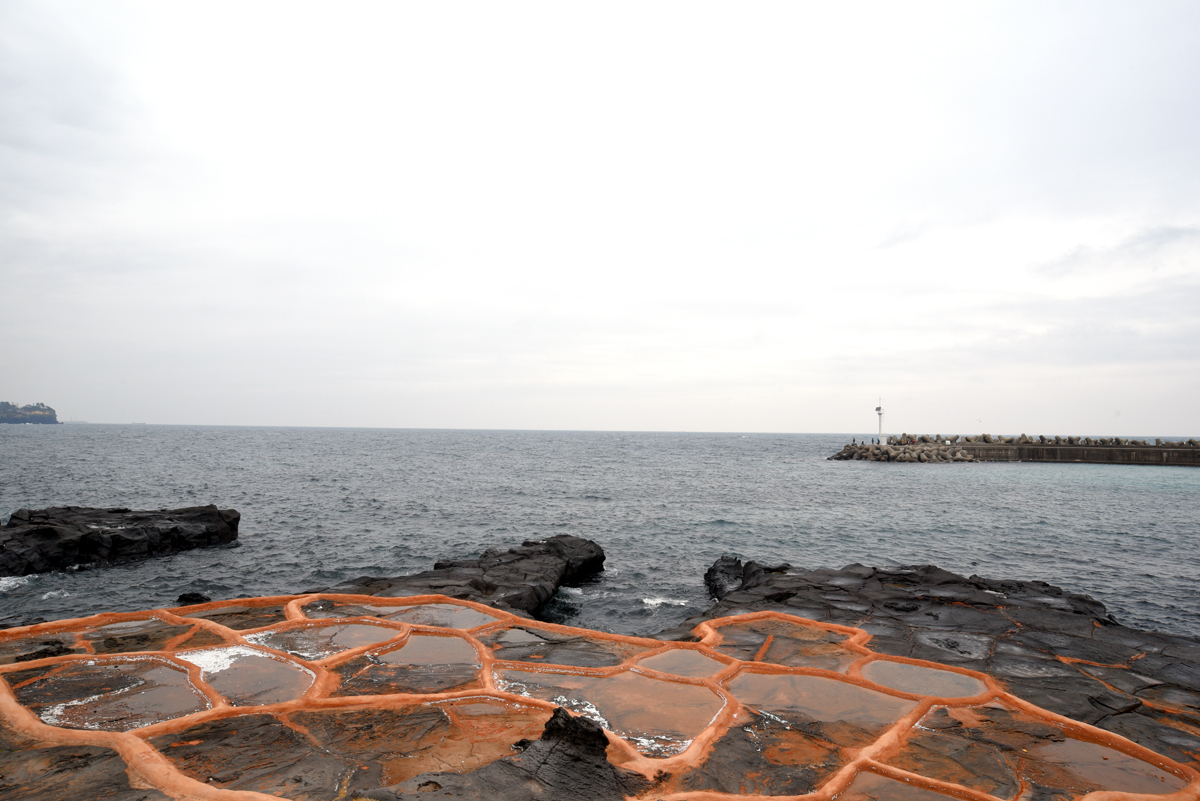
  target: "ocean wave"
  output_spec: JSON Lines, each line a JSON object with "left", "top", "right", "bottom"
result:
{"left": 0, "top": 576, "right": 32, "bottom": 593}
{"left": 641, "top": 597, "right": 688, "bottom": 608}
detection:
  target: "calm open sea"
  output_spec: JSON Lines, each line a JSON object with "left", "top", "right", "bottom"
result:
{"left": 1, "top": 425, "right": 1197, "bottom": 638}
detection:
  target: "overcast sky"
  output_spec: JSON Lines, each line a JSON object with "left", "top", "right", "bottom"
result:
{"left": 2, "top": 1, "right": 1198, "bottom": 434}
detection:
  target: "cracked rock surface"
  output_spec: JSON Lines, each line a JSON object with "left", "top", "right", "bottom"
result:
{"left": 670, "top": 557, "right": 1200, "bottom": 771}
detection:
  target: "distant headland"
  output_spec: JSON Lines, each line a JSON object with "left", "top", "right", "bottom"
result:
{"left": 0, "top": 402, "right": 59, "bottom": 424}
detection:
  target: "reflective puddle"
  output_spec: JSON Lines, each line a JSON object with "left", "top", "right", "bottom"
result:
{"left": 10, "top": 658, "right": 208, "bottom": 731}
{"left": 637, "top": 648, "right": 729, "bottom": 678}
{"left": 182, "top": 605, "right": 288, "bottom": 631}
{"left": 373, "top": 603, "right": 503, "bottom": 629}
{"left": 889, "top": 705, "right": 1186, "bottom": 800}
{"left": 727, "top": 671, "right": 917, "bottom": 745}
{"left": 861, "top": 660, "right": 986, "bottom": 698}
{"left": 83, "top": 618, "right": 193, "bottom": 654}
{"left": 496, "top": 667, "right": 724, "bottom": 756}
{"left": 714, "top": 619, "right": 858, "bottom": 672}
{"left": 245, "top": 623, "right": 401, "bottom": 661}
{"left": 176, "top": 646, "right": 314, "bottom": 706}
{"left": 333, "top": 634, "right": 482, "bottom": 695}
{"left": 841, "top": 771, "right": 961, "bottom": 801}
{"left": 481, "top": 625, "right": 650, "bottom": 668}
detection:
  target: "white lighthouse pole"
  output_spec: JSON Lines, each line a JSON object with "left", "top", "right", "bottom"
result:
{"left": 876, "top": 398, "right": 883, "bottom": 440}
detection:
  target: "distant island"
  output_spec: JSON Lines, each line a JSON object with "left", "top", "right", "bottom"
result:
{"left": 0, "top": 402, "right": 59, "bottom": 424}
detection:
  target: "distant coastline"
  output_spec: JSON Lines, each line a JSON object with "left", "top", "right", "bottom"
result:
{"left": 0, "top": 402, "right": 59, "bottom": 425}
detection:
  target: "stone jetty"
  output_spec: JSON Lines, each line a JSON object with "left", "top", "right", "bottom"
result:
{"left": 831, "top": 433, "right": 1200, "bottom": 466}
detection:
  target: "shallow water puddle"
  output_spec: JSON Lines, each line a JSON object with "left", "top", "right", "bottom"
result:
{"left": 1030, "top": 737, "right": 1185, "bottom": 795}
{"left": 245, "top": 622, "right": 400, "bottom": 660}
{"left": 496, "top": 667, "right": 723, "bottom": 756}
{"left": 480, "top": 625, "right": 649, "bottom": 668}
{"left": 637, "top": 648, "right": 728, "bottom": 678}
{"left": 83, "top": 618, "right": 193, "bottom": 654}
{"left": 0, "top": 631, "right": 81, "bottom": 665}
{"left": 182, "top": 605, "right": 288, "bottom": 631}
{"left": 860, "top": 660, "right": 987, "bottom": 698}
{"left": 10, "top": 658, "right": 208, "bottom": 730}
{"left": 714, "top": 619, "right": 858, "bottom": 672}
{"left": 727, "top": 671, "right": 917, "bottom": 736}
{"left": 332, "top": 633, "right": 483, "bottom": 695}
{"left": 176, "top": 646, "right": 314, "bottom": 705}
{"left": 373, "top": 603, "right": 503, "bottom": 629}
{"left": 889, "top": 704, "right": 1185, "bottom": 800}
{"left": 841, "top": 771, "right": 961, "bottom": 801}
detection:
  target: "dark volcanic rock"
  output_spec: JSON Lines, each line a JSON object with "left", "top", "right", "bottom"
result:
{"left": 0, "top": 717, "right": 169, "bottom": 800}
{"left": 365, "top": 707, "right": 652, "bottom": 801}
{"left": 675, "top": 558, "right": 1200, "bottom": 770}
{"left": 704, "top": 554, "right": 744, "bottom": 600}
{"left": 0, "top": 505, "right": 240, "bottom": 577}
{"left": 320, "top": 535, "right": 605, "bottom": 617}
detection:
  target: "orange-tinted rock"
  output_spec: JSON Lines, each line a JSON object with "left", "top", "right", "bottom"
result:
{"left": 0, "top": 586, "right": 1196, "bottom": 801}
{"left": 182, "top": 604, "right": 287, "bottom": 630}
{"left": 83, "top": 618, "right": 192, "bottom": 654}
{"left": 0, "top": 631, "right": 80, "bottom": 665}
{"left": 0, "top": 716, "right": 171, "bottom": 800}
{"left": 679, "top": 709, "right": 850, "bottom": 795}
{"left": 152, "top": 701, "right": 553, "bottom": 799}
{"left": 889, "top": 705, "right": 1186, "bottom": 800}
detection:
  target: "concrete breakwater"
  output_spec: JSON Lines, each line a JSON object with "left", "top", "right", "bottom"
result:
{"left": 831, "top": 433, "right": 1200, "bottom": 465}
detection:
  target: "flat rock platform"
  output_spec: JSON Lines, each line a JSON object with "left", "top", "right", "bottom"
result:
{"left": 2, "top": 586, "right": 1197, "bottom": 800}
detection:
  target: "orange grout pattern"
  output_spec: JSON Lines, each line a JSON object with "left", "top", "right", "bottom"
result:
{"left": 1, "top": 594, "right": 1198, "bottom": 801}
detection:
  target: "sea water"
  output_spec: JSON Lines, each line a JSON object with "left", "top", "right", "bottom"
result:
{"left": 1, "top": 425, "right": 1197, "bottom": 638}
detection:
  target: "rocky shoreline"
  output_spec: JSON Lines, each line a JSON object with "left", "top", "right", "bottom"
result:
{"left": 1, "top": 536, "right": 1198, "bottom": 799}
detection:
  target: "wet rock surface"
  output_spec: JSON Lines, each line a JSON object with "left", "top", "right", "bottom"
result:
{"left": 1, "top": 587, "right": 1197, "bottom": 800}
{"left": 318, "top": 535, "right": 605, "bottom": 617}
{"left": 368, "top": 708, "right": 653, "bottom": 801}
{"left": 0, "top": 718, "right": 170, "bottom": 801}
{"left": 679, "top": 556, "right": 1200, "bottom": 770}
{"left": 0, "top": 505, "right": 240, "bottom": 577}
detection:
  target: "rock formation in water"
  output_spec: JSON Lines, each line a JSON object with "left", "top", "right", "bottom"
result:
{"left": 319, "top": 534, "right": 605, "bottom": 618}
{"left": 669, "top": 555, "right": 1200, "bottom": 775}
{"left": 0, "top": 505, "right": 240, "bottom": 577}
{"left": 0, "top": 402, "right": 58, "bottom": 424}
